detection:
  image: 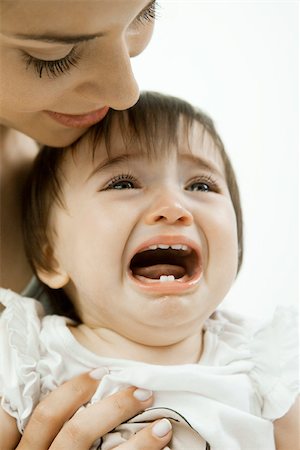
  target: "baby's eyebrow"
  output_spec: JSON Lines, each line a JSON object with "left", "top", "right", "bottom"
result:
{"left": 86, "top": 152, "right": 224, "bottom": 183}
{"left": 86, "top": 154, "right": 141, "bottom": 182}
{"left": 180, "top": 154, "right": 225, "bottom": 178}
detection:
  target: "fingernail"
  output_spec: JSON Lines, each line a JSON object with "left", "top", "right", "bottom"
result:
{"left": 133, "top": 388, "right": 153, "bottom": 401}
{"left": 89, "top": 367, "right": 109, "bottom": 380}
{"left": 152, "top": 419, "right": 172, "bottom": 438}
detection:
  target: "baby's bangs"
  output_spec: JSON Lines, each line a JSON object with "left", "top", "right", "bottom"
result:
{"left": 85, "top": 92, "right": 198, "bottom": 161}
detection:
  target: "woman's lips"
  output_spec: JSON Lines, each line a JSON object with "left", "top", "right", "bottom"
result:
{"left": 44, "top": 106, "right": 109, "bottom": 128}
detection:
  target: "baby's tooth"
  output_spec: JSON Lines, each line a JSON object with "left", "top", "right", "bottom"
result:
{"left": 159, "top": 275, "right": 169, "bottom": 282}
{"left": 159, "top": 275, "right": 175, "bottom": 282}
{"left": 171, "top": 244, "right": 182, "bottom": 250}
{"left": 146, "top": 243, "right": 190, "bottom": 251}
{"left": 158, "top": 244, "right": 170, "bottom": 249}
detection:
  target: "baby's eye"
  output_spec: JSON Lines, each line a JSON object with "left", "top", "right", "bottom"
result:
{"left": 110, "top": 180, "right": 135, "bottom": 190}
{"left": 187, "top": 182, "right": 210, "bottom": 192}
{"left": 185, "top": 176, "right": 220, "bottom": 193}
{"left": 105, "top": 174, "right": 140, "bottom": 190}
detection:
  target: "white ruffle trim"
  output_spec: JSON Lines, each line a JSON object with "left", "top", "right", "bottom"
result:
{"left": 0, "top": 288, "right": 44, "bottom": 432}
{"left": 248, "top": 306, "right": 299, "bottom": 420}
{"left": 208, "top": 307, "right": 299, "bottom": 420}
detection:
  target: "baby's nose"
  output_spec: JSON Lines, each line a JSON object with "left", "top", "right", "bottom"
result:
{"left": 145, "top": 197, "right": 193, "bottom": 226}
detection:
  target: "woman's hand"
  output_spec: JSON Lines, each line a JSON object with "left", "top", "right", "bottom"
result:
{"left": 15, "top": 371, "right": 172, "bottom": 449}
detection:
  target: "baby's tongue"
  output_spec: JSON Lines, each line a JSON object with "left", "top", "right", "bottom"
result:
{"left": 133, "top": 264, "right": 185, "bottom": 279}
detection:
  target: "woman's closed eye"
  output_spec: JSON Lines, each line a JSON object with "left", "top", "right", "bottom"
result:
{"left": 22, "top": 46, "right": 80, "bottom": 79}
{"left": 133, "top": 0, "right": 158, "bottom": 26}
{"left": 21, "top": 2, "right": 158, "bottom": 80}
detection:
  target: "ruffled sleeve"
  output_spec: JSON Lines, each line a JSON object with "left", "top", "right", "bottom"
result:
{"left": 248, "top": 306, "right": 299, "bottom": 420}
{"left": 0, "top": 288, "right": 44, "bottom": 432}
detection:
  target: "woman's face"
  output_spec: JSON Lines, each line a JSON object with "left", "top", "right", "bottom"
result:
{"left": 0, "top": 0, "right": 155, "bottom": 146}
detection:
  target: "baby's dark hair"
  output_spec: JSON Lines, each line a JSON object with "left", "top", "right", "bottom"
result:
{"left": 23, "top": 91, "right": 243, "bottom": 319}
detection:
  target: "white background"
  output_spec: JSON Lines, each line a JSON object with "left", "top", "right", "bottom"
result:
{"left": 132, "top": 1, "right": 298, "bottom": 319}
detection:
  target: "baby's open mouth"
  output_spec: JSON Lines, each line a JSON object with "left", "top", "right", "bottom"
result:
{"left": 129, "top": 244, "right": 201, "bottom": 284}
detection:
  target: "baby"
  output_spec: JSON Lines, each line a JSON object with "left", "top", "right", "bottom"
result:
{"left": 0, "top": 92, "right": 298, "bottom": 449}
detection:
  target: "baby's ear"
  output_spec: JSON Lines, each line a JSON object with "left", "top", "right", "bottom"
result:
{"left": 36, "top": 245, "right": 69, "bottom": 289}
{"left": 37, "top": 267, "right": 69, "bottom": 289}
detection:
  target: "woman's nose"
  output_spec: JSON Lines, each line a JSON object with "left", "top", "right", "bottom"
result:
{"left": 75, "top": 39, "right": 139, "bottom": 110}
{"left": 145, "top": 195, "right": 194, "bottom": 227}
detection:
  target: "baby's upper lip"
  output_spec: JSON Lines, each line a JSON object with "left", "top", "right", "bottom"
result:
{"left": 128, "top": 235, "right": 202, "bottom": 263}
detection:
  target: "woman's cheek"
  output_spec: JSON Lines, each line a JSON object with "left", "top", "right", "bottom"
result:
{"left": 127, "top": 23, "right": 155, "bottom": 57}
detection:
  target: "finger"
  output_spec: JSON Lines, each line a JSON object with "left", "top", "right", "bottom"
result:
{"left": 113, "top": 419, "right": 173, "bottom": 450}
{"left": 50, "top": 387, "right": 154, "bottom": 450}
{"left": 17, "top": 370, "right": 105, "bottom": 450}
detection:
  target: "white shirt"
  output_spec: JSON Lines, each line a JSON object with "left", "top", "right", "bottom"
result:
{"left": 0, "top": 288, "right": 298, "bottom": 450}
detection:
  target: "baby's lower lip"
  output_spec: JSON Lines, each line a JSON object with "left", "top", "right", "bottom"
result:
{"left": 128, "top": 270, "right": 202, "bottom": 294}
{"left": 44, "top": 106, "right": 109, "bottom": 128}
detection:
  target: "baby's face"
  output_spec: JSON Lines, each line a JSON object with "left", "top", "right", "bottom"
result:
{"left": 46, "top": 120, "right": 238, "bottom": 346}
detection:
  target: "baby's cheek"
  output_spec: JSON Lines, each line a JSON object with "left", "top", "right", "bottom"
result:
{"left": 205, "top": 224, "right": 239, "bottom": 294}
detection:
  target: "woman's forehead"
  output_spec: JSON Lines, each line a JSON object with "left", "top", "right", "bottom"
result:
{"left": 0, "top": 0, "right": 149, "bottom": 34}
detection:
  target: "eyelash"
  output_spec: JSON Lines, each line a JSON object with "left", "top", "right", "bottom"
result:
{"left": 103, "top": 173, "right": 220, "bottom": 193}
{"left": 22, "top": 2, "right": 157, "bottom": 80}
{"left": 104, "top": 173, "right": 140, "bottom": 190}
{"left": 22, "top": 46, "right": 80, "bottom": 79}
{"left": 186, "top": 175, "right": 220, "bottom": 193}
{"left": 134, "top": 1, "right": 158, "bottom": 25}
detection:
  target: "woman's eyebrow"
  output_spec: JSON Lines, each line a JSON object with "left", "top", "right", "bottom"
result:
{"left": 6, "top": 1, "right": 155, "bottom": 44}
{"left": 6, "top": 31, "right": 105, "bottom": 44}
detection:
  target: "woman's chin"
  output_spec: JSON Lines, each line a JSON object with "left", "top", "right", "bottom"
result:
{"left": 34, "top": 126, "right": 88, "bottom": 148}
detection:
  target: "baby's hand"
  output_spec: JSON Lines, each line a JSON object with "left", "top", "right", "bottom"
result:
{"left": 15, "top": 370, "right": 172, "bottom": 449}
